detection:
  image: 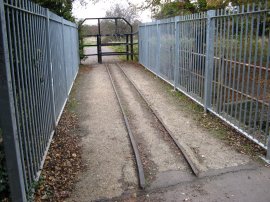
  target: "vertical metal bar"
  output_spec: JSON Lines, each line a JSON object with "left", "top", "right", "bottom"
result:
{"left": 29, "top": 2, "right": 44, "bottom": 161}
{"left": 255, "top": 13, "right": 266, "bottom": 133}
{"left": 234, "top": 6, "right": 245, "bottom": 120}
{"left": 97, "top": 19, "right": 102, "bottom": 63}
{"left": 260, "top": 32, "right": 270, "bottom": 145}
{"left": 97, "top": 35, "right": 102, "bottom": 63}
{"left": 98, "top": 18, "right": 101, "bottom": 35}
{"left": 204, "top": 10, "right": 216, "bottom": 112}
{"left": 37, "top": 8, "right": 49, "bottom": 158}
{"left": 126, "top": 34, "right": 129, "bottom": 60}
{"left": 62, "top": 18, "right": 68, "bottom": 97}
{"left": 46, "top": 9, "right": 56, "bottom": 127}
{"left": 230, "top": 8, "right": 241, "bottom": 118}
{"left": 243, "top": 4, "right": 255, "bottom": 128}
{"left": 179, "top": 19, "right": 183, "bottom": 87}
{"left": 218, "top": 11, "right": 228, "bottom": 114}
{"left": 248, "top": 8, "right": 261, "bottom": 130}
{"left": 198, "top": 14, "right": 204, "bottom": 98}
{"left": 157, "top": 22, "right": 161, "bottom": 74}
{"left": 5, "top": 2, "right": 28, "bottom": 190}
{"left": 212, "top": 10, "right": 220, "bottom": 108}
{"left": 222, "top": 14, "right": 231, "bottom": 114}
{"left": 19, "top": 0, "right": 39, "bottom": 175}
{"left": 201, "top": 15, "right": 207, "bottom": 99}
{"left": 131, "top": 29, "right": 134, "bottom": 61}
{"left": 239, "top": 5, "right": 250, "bottom": 125}
{"left": 226, "top": 14, "right": 235, "bottom": 115}
{"left": 174, "top": 16, "right": 180, "bottom": 90}
{"left": 15, "top": 0, "right": 35, "bottom": 183}
{"left": 0, "top": 1, "right": 27, "bottom": 201}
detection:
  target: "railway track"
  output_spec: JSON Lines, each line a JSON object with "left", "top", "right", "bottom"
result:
{"left": 105, "top": 63, "right": 199, "bottom": 189}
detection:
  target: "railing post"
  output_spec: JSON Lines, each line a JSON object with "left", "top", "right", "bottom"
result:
{"left": 204, "top": 10, "right": 216, "bottom": 112}
{"left": 0, "top": 1, "right": 27, "bottom": 201}
{"left": 46, "top": 9, "right": 56, "bottom": 127}
{"left": 156, "top": 21, "right": 161, "bottom": 74}
{"left": 174, "top": 16, "right": 180, "bottom": 90}
{"left": 61, "top": 17, "right": 68, "bottom": 97}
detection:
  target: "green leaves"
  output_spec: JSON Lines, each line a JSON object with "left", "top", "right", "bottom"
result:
{"left": 33, "top": 0, "right": 75, "bottom": 21}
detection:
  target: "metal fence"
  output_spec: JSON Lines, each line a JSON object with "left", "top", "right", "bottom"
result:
{"left": 139, "top": 3, "right": 270, "bottom": 158}
{"left": 0, "top": 0, "right": 79, "bottom": 201}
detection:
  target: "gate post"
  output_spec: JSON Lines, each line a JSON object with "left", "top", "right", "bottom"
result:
{"left": 0, "top": 1, "right": 27, "bottom": 201}
{"left": 97, "top": 35, "right": 102, "bottom": 64}
{"left": 204, "top": 10, "right": 216, "bottom": 112}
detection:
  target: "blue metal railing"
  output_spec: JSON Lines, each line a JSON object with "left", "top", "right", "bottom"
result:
{"left": 0, "top": 0, "right": 79, "bottom": 201}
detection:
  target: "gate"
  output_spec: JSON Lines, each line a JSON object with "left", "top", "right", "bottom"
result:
{"left": 79, "top": 17, "right": 137, "bottom": 63}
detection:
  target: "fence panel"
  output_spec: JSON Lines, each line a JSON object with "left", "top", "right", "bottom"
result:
{"left": 209, "top": 4, "right": 270, "bottom": 151}
{"left": 139, "top": 3, "right": 270, "bottom": 157}
{"left": 0, "top": 0, "right": 79, "bottom": 201}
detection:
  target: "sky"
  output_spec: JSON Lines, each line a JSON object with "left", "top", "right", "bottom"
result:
{"left": 72, "top": 0, "right": 152, "bottom": 24}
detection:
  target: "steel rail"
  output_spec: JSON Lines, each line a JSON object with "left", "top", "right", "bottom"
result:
{"left": 116, "top": 63, "right": 200, "bottom": 177}
{"left": 105, "top": 64, "right": 146, "bottom": 189}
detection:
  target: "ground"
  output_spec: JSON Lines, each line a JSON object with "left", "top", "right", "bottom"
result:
{"left": 38, "top": 49, "right": 270, "bottom": 202}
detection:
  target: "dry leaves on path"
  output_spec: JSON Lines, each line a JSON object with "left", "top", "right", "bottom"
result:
{"left": 35, "top": 106, "right": 82, "bottom": 202}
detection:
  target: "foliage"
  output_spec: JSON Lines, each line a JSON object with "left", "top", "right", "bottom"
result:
{"left": 142, "top": 0, "right": 270, "bottom": 19}
{"left": 32, "top": 0, "right": 74, "bottom": 21}
{"left": 78, "top": 20, "right": 86, "bottom": 61}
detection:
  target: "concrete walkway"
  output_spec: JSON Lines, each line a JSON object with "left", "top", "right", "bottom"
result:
{"left": 68, "top": 59, "right": 270, "bottom": 202}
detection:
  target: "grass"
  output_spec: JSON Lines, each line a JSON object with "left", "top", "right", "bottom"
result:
{"left": 110, "top": 42, "right": 139, "bottom": 61}
{"left": 83, "top": 37, "right": 96, "bottom": 46}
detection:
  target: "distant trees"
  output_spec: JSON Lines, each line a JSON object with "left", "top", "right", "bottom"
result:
{"left": 134, "top": 0, "right": 270, "bottom": 19}
{"left": 103, "top": 4, "right": 140, "bottom": 34}
{"left": 32, "top": 0, "right": 86, "bottom": 21}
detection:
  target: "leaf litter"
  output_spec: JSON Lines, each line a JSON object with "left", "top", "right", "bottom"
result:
{"left": 35, "top": 102, "right": 82, "bottom": 202}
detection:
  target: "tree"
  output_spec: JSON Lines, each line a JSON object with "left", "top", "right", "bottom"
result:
{"left": 33, "top": 0, "right": 86, "bottom": 21}
{"left": 102, "top": 3, "right": 140, "bottom": 34}
{"left": 105, "top": 3, "right": 138, "bottom": 24}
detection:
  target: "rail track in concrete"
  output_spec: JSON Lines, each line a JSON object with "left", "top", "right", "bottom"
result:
{"left": 105, "top": 63, "right": 199, "bottom": 189}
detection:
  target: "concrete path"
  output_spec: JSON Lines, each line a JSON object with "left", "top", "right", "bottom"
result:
{"left": 68, "top": 61, "right": 270, "bottom": 202}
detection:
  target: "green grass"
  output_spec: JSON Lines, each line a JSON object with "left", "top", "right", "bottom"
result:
{"left": 110, "top": 43, "right": 139, "bottom": 61}
{"left": 83, "top": 37, "right": 96, "bottom": 46}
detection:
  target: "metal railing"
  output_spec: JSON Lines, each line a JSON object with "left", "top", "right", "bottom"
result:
{"left": 139, "top": 3, "right": 270, "bottom": 158}
{"left": 0, "top": 0, "right": 79, "bottom": 201}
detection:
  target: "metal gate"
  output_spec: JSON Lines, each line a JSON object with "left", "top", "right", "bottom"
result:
{"left": 79, "top": 17, "right": 137, "bottom": 63}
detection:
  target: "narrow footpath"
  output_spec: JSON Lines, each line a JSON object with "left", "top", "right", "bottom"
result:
{"left": 68, "top": 60, "right": 270, "bottom": 202}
